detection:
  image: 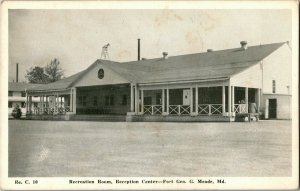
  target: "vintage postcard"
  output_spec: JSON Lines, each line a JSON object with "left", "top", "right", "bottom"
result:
{"left": 0, "top": 0, "right": 299, "bottom": 190}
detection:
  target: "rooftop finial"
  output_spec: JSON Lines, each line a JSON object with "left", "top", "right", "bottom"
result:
{"left": 101, "top": 43, "right": 110, "bottom": 60}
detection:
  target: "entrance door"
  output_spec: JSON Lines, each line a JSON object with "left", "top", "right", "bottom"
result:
{"left": 183, "top": 89, "right": 190, "bottom": 105}
{"left": 269, "top": 99, "right": 277, "bottom": 119}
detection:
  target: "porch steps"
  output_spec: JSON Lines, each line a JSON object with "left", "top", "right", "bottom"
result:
{"left": 128, "top": 115, "right": 231, "bottom": 122}
{"left": 26, "top": 114, "right": 231, "bottom": 122}
{"left": 26, "top": 114, "right": 126, "bottom": 122}
{"left": 70, "top": 115, "right": 126, "bottom": 122}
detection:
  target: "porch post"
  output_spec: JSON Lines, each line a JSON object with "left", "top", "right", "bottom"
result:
{"left": 195, "top": 85, "right": 198, "bottom": 115}
{"left": 130, "top": 83, "right": 134, "bottom": 112}
{"left": 141, "top": 89, "right": 144, "bottom": 114}
{"left": 228, "top": 84, "right": 231, "bottom": 116}
{"left": 166, "top": 88, "right": 169, "bottom": 114}
{"left": 42, "top": 95, "right": 45, "bottom": 114}
{"left": 70, "top": 89, "right": 73, "bottom": 112}
{"left": 134, "top": 84, "right": 138, "bottom": 114}
{"left": 73, "top": 88, "right": 77, "bottom": 114}
{"left": 56, "top": 95, "right": 59, "bottom": 113}
{"left": 53, "top": 94, "right": 57, "bottom": 114}
{"left": 71, "top": 88, "right": 77, "bottom": 114}
{"left": 222, "top": 85, "right": 226, "bottom": 115}
{"left": 265, "top": 99, "right": 269, "bottom": 119}
{"left": 245, "top": 87, "right": 249, "bottom": 113}
{"left": 41, "top": 96, "right": 44, "bottom": 114}
{"left": 29, "top": 96, "right": 32, "bottom": 114}
{"left": 190, "top": 87, "right": 193, "bottom": 115}
{"left": 26, "top": 93, "right": 29, "bottom": 114}
{"left": 231, "top": 86, "right": 235, "bottom": 114}
{"left": 257, "top": 88, "right": 261, "bottom": 113}
{"left": 162, "top": 89, "right": 165, "bottom": 113}
{"left": 46, "top": 96, "right": 49, "bottom": 113}
{"left": 45, "top": 96, "right": 47, "bottom": 114}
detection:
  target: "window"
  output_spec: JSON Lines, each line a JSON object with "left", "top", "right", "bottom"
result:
{"left": 144, "top": 97, "right": 152, "bottom": 105}
{"left": 272, "top": 80, "right": 276, "bottom": 93}
{"left": 79, "top": 96, "right": 87, "bottom": 106}
{"left": 98, "top": 69, "right": 104, "bottom": 79}
{"left": 122, "top": 95, "right": 127, "bottom": 105}
{"left": 105, "top": 95, "right": 114, "bottom": 106}
{"left": 8, "top": 91, "right": 13, "bottom": 96}
{"left": 8, "top": 102, "right": 12, "bottom": 108}
{"left": 156, "top": 93, "right": 162, "bottom": 105}
{"left": 105, "top": 96, "right": 110, "bottom": 106}
{"left": 21, "top": 92, "right": 26, "bottom": 97}
{"left": 93, "top": 96, "right": 98, "bottom": 106}
{"left": 109, "top": 95, "right": 114, "bottom": 105}
{"left": 21, "top": 102, "right": 26, "bottom": 108}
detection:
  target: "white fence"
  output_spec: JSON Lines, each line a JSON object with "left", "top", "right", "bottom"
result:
{"left": 198, "top": 104, "right": 223, "bottom": 115}
{"left": 234, "top": 104, "right": 247, "bottom": 113}
{"left": 169, "top": 105, "right": 190, "bottom": 115}
{"left": 32, "top": 106, "right": 71, "bottom": 115}
{"left": 143, "top": 104, "right": 223, "bottom": 116}
{"left": 143, "top": 105, "right": 163, "bottom": 115}
{"left": 142, "top": 103, "right": 248, "bottom": 116}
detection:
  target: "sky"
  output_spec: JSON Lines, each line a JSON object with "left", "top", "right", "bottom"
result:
{"left": 9, "top": 9, "right": 291, "bottom": 82}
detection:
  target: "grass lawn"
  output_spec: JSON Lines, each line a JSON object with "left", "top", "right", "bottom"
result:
{"left": 8, "top": 120, "right": 291, "bottom": 177}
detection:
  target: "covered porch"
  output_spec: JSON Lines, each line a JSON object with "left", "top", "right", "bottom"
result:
{"left": 128, "top": 80, "right": 261, "bottom": 120}
{"left": 26, "top": 83, "right": 131, "bottom": 116}
{"left": 26, "top": 88, "right": 74, "bottom": 115}
{"left": 26, "top": 80, "right": 261, "bottom": 121}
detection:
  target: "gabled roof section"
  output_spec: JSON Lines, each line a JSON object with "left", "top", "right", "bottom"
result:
{"left": 27, "top": 42, "right": 286, "bottom": 91}
{"left": 134, "top": 42, "right": 285, "bottom": 83}
{"left": 27, "top": 70, "right": 85, "bottom": 91}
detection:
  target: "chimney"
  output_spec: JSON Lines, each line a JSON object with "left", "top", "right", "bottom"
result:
{"left": 207, "top": 49, "right": 213, "bottom": 52}
{"left": 16, "top": 63, "right": 19, "bottom": 83}
{"left": 137, "top": 38, "right": 141, "bottom": 61}
{"left": 240, "top": 41, "right": 248, "bottom": 50}
{"left": 162, "top": 52, "right": 168, "bottom": 59}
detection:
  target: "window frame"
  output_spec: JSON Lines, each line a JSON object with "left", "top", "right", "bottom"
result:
{"left": 122, "top": 94, "right": 127, "bottom": 105}
{"left": 272, "top": 80, "right": 276, "bottom": 94}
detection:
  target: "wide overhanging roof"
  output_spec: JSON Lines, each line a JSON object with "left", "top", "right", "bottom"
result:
{"left": 27, "top": 42, "right": 285, "bottom": 92}
{"left": 9, "top": 82, "right": 43, "bottom": 92}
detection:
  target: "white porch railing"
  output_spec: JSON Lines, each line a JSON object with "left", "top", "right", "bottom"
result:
{"left": 143, "top": 105, "right": 163, "bottom": 115}
{"left": 143, "top": 104, "right": 224, "bottom": 116}
{"left": 198, "top": 104, "right": 223, "bottom": 115}
{"left": 33, "top": 106, "right": 71, "bottom": 115}
{"left": 169, "top": 105, "right": 190, "bottom": 115}
{"left": 234, "top": 104, "right": 247, "bottom": 113}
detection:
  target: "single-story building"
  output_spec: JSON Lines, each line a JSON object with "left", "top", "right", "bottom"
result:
{"left": 25, "top": 41, "right": 292, "bottom": 122}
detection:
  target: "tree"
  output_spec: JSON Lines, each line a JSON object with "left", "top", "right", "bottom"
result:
{"left": 45, "top": 58, "right": 64, "bottom": 83}
{"left": 25, "top": 58, "right": 64, "bottom": 84}
{"left": 25, "top": 66, "right": 51, "bottom": 84}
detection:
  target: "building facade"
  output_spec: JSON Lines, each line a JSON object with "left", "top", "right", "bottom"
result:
{"left": 25, "top": 41, "right": 292, "bottom": 121}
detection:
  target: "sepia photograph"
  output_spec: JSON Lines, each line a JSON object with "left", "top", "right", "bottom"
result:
{"left": 1, "top": 1, "right": 298, "bottom": 190}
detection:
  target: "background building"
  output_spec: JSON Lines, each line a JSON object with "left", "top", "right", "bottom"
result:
{"left": 8, "top": 82, "right": 41, "bottom": 118}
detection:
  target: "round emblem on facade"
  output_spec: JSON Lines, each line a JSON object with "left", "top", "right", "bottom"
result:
{"left": 98, "top": 69, "right": 104, "bottom": 79}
